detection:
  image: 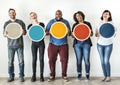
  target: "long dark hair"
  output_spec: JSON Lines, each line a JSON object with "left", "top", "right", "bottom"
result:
{"left": 101, "top": 10, "right": 112, "bottom": 21}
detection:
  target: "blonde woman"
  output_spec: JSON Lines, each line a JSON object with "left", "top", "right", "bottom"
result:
{"left": 27, "top": 12, "right": 45, "bottom": 82}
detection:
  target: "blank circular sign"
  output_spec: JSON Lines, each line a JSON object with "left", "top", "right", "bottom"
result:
{"left": 50, "top": 22, "right": 68, "bottom": 39}
{"left": 28, "top": 25, "right": 45, "bottom": 42}
{"left": 5, "top": 23, "right": 22, "bottom": 39}
{"left": 73, "top": 23, "right": 91, "bottom": 41}
{"left": 99, "top": 23, "right": 115, "bottom": 38}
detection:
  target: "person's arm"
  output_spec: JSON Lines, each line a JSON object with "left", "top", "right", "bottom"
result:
{"left": 66, "top": 21, "right": 71, "bottom": 36}
{"left": 3, "top": 22, "right": 8, "bottom": 37}
{"left": 95, "top": 28, "right": 100, "bottom": 37}
{"left": 3, "top": 31, "right": 8, "bottom": 37}
{"left": 87, "top": 22, "right": 93, "bottom": 37}
{"left": 20, "top": 20, "right": 26, "bottom": 35}
{"left": 71, "top": 23, "right": 76, "bottom": 38}
{"left": 45, "top": 20, "right": 52, "bottom": 36}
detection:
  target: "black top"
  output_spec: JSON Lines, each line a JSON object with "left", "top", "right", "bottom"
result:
{"left": 27, "top": 22, "right": 45, "bottom": 46}
{"left": 72, "top": 21, "right": 93, "bottom": 46}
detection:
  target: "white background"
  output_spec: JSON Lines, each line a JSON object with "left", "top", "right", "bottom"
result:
{"left": 0, "top": 0, "right": 120, "bottom": 77}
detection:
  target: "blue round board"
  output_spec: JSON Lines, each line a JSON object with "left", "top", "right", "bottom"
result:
{"left": 99, "top": 23, "right": 115, "bottom": 38}
{"left": 28, "top": 25, "right": 45, "bottom": 42}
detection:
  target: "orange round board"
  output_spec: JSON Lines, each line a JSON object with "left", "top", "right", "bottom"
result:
{"left": 73, "top": 23, "right": 91, "bottom": 41}
{"left": 50, "top": 22, "right": 68, "bottom": 39}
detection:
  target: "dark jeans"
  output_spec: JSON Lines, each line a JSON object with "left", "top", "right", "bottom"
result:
{"left": 31, "top": 42, "right": 45, "bottom": 76}
{"left": 8, "top": 47, "right": 24, "bottom": 78}
{"left": 97, "top": 43, "right": 113, "bottom": 77}
{"left": 48, "top": 43, "right": 69, "bottom": 77}
{"left": 74, "top": 43, "right": 91, "bottom": 76}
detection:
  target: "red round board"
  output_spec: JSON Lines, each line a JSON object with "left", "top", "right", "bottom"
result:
{"left": 73, "top": 23, "right": 91, "bottom": 41}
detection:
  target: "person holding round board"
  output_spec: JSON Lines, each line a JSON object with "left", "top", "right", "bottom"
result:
{"left": 72, "top": 11, "right": 93, "bottom": 81}
{"left": 27, "top": 12, "right": 45, "bottom": 82}
{"left": 46, "top": 10, "right": 71, "bottom": 82}
{"left": 3, "top": 8, "right": 26, "bottom": 82}
{"left": 95, "top": 10, "right": 117, "bottom": 82}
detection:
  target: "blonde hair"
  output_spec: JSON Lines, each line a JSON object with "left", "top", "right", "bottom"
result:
{"left": 29, "top": 12, "right": 37, "bottom": 17}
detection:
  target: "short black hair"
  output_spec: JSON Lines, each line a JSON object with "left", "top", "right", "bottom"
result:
{"left": 8, "top": 8, "right": 15, "bottom": 12}
{"left": 56, "top": 10, "right": 62, "bottom": 15}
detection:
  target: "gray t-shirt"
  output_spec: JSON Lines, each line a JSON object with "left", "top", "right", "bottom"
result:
{"left": 3, "top": 19, "right": 26, "bottom": 48}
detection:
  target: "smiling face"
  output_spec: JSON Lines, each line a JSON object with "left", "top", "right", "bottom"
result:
{"left": 76, "top": 13, "right": 84, "bottom": 22}
{"left": 55, "top": 10, "right": 62, "bottom": 20}
{"left": 9, "top": 9, "right": 16, "bottom": 19}
{"left": 30, "top": 12, "right": 37, "bottom": 20}
{"left": 73, "top": 11, "right": 85, "bottom": 23}
{"left": 101, "top": 10, "right": 112, "bottom": 21}
{"left": 102, "top": 12, "right": 110, "bottom": 21}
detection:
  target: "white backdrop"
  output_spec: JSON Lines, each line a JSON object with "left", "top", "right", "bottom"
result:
{"left": 0, "top": 0, "right": 120, "bottom": 77}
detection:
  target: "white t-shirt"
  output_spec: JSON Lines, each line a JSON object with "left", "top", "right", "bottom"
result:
{"left": 96, "top": 21, "right": 116, "bottom": 45}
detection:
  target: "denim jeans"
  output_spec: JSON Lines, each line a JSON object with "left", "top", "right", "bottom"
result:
{"left": 74, "top": 42, "right": 91, "bottom": 76}
{"left": 97, "top": 43, "right": 113, "bottom": 77}
{"left": 8, "top": 47, "right": 24, "bottom": 78}
{"left": 31, "top": 43, "right": 45, "bottom": 76}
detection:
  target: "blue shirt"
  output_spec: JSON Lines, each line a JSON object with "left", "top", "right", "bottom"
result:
{"left": 46, "top": 18, "right": 71, "bottom": 46}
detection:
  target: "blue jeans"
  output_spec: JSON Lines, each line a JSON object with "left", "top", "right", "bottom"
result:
{"left": 8, "top": 47, "right": 24, "bottom": 78}
{"left": 74, "top": 42, "right": 91, "bottom": 76}
{"left": 97, "top": 44, "right": 113, "bottom": 77}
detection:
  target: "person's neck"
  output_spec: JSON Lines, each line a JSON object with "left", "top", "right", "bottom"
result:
{"left": 103, "top": 19, "right": 108, "bottom": 22}
{"left": 32, "top": 19, "right": 39, "bottom": 25}
{"left": 78, "top": 21, "right": 84, "bottom": 24}
{"left": 56, "top": 17, "right": 63, "bottom": 21}
{"left": 10, "top": 18, "right": 16, "bottom": 22}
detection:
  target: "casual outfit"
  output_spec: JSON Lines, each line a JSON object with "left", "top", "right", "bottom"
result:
{"left": 3, "top": 19, "right": 26, "bottom": 82}
{"left": 96, "top": 21, "right": 116, "bottom": 78}
{"left": 46, "top": 18, "right": 71, "bottom": 81}
{"left": 72, "top": 21, "right": 93, "bottom": 80}
{"left": 27, "top": 22, "right": 45, "bottom": 82}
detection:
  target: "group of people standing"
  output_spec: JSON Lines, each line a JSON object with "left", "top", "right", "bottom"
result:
{"left": 3, "top": 8, "right": 116, "bottom": 82}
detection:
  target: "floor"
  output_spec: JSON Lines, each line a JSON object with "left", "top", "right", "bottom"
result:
{"left": 0, "top": 77, "right": 120, "bottom": 85}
